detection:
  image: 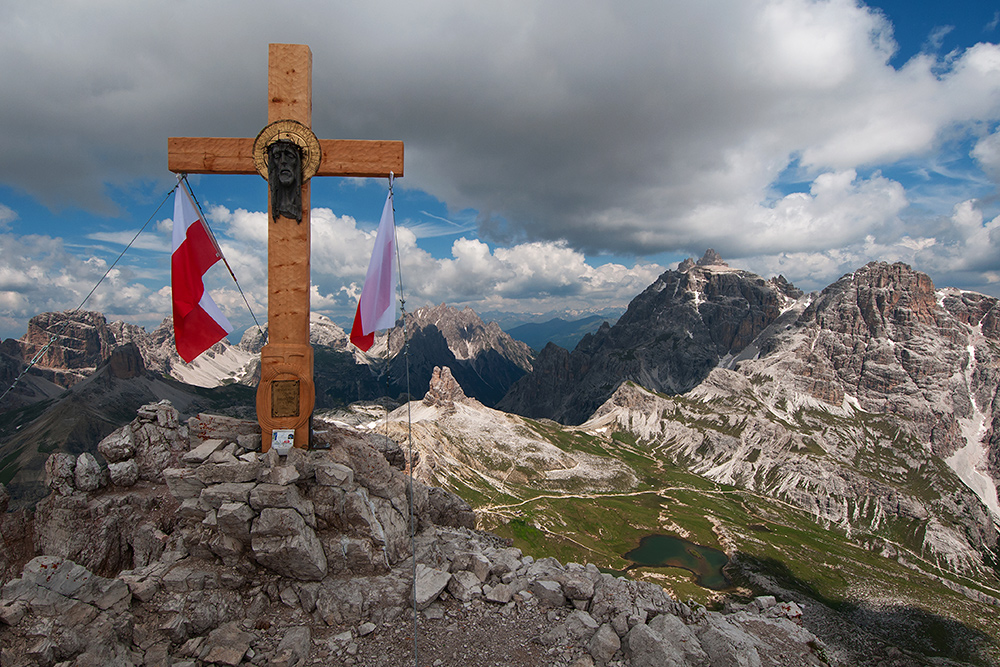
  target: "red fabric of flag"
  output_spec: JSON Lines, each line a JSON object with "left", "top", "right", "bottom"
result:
{"left": 171, "top": 184, "right": 233, "bottom": 362}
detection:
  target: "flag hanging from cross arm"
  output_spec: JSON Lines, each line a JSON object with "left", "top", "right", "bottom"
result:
{"left": 171, "top": 182, "right": 233, "bottom": 362}
{"left": 350, "top": 188, "right": 397, "bottom": 352}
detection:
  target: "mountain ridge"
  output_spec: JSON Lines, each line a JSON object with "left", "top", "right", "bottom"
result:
{"left": 498, "top": 250, "right": 804, "bottom": 424}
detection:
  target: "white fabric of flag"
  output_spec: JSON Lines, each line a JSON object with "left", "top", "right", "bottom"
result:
{"left": 350, "top": 189, "right": 396, "bottom": 351}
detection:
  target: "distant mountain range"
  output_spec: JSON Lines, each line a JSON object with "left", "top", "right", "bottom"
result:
{"left": 505, "top": 314, "right": 614, "bottom": 352}
{"left": 5, "top": 249, "right": 1000, "bottom": 661}
{"left": 497, "top": 250, "right": 1000, "bottom": 577}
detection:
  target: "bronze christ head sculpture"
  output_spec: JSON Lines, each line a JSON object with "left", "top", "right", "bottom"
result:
{"left": 268, "top": 140, "right": 303, "bottom": 222}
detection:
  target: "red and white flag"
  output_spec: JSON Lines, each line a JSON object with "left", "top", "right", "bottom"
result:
{"left": 350, "top": 189, "right": 397, "bottom": 351}
{"left": 171, "top": 184, "right": 233, "bottom": 362}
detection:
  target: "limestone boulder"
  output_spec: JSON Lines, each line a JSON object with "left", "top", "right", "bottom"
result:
{"left": 251, "top": 508, "right": 327, "bottom": 581}
{"left": 108, "top": 459, "right": 139, "bottom": 487}
{"left": 626, "top": 622, "right": 706, "bottom": 667}
{"left": 44, "top": 452, "right": 76, "bottom": 496}
{"left": 74, "top": 452, "right": 104, "bottom": 492}
{"left": 98, "top": 427, "right": 136, "bottom": 463}
{"left": 413, "top": 563, "right": 451, "bottom": 610}
{"left": 589, "top": 623, "right": 621, "bottom": 666}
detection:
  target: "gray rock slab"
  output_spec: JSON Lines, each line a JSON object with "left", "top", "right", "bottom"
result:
{"left": 44, "top": 452, "right": 76, "bottom": 495}
{"left": 74, "top": 453, "right": 103, "bottom": 492}
{"left": 259, "top": 464, "right": 301, "bottom": 486}
{"left": 561, "top": 573, "right": 596, "bottom": 601}
{"left": 108, "top": 459, "right": 139, "bottom": 487}
{"left": 275, "top": 625, "right": 311, "bottom": 665}
{"left": 565, "top": 609, "right": 601, "bottom": 641}
{"left": 98, "top": 427, "right": 136, "bottom": 463}
{"left": 181, "top": 439, "right": 225, "bottom": 465}
{"left": 414, "top": 564, "right": 452, "bottom": 610}
{"left": 216, "top": 502, "right": 255, "bottom": 543}
{"left": 315, "top": 462, "right": 354, "bottom": 487}
{"left": 626, "top": 622, "right": 694, "bottom": 667}
{"left": 163, "top": 468, "right": 206, "bottom": 500}
{"left": 200, "top": 482, "right": 257, "bottom": 509}
{"left": 588, "top": 623, "right": 620, "bottom": 667}
{"left": 485, "top": 582, "right": 513, "bottom": 604}
{"left": 202, "top": 622, "right": 252, "bottom": 666}
{"left": 649, "top": 613, "right": 709, "bottom": 666}
{"left": 447, "top": 569, "right": 482, "bottom": 602}
{"left": 530, "top": 579, "right": 567, "bottom": 608}
{"left": 23, "top": 556, "right": 93, "bottom": 597}
{"left": 251, "top": 508, "right": 327, "bottom": 581}
{"left": 697, "top": 613, "right": 761, "bottom": 667}
{"left": 196, "top": 461, "right": 261, "bottom": 484}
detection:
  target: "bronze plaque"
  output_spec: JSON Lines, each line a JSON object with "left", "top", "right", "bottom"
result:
{"left": 271, "top": 380, "right": 300, "bottom": 418}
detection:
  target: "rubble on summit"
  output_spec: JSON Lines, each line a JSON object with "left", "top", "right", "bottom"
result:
{"left": 0, "top": 400, "right": 826, "bottom": 666}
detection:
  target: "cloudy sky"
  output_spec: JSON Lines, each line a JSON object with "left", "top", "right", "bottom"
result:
{"left": 1, "top": 0, "right": 999, "bottom": 341}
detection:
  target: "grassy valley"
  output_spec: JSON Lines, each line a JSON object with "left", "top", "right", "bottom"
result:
{"left": 383, "top": 387, "right": 1000, "bottom": 665}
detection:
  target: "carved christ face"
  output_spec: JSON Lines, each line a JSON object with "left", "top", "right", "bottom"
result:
{"left": 268, "top": 140, "right": 303, "bottom": 222}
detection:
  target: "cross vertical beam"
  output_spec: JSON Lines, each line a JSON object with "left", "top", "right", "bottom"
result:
{"left": 259, "top": 44, "right": 315, "bottom": 450}
{"left": 167, "top": 43, "right": 404, "bottom": 451}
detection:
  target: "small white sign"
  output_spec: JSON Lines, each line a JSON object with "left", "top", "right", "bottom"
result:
{"left": 271, "top": 429, "right": 294, "bottom": 455}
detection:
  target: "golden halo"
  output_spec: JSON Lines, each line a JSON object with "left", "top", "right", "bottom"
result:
{"left": 253, "top": 119, "right": 322, "bottom": 180}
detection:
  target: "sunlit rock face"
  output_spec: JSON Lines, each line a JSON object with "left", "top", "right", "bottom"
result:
{"left": 499, "top": 250, "right": 802, "bottom": 425}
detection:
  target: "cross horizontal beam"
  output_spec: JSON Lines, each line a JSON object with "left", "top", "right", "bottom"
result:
{"left": 167, "top": 137, "right": 404, "bottom": 178}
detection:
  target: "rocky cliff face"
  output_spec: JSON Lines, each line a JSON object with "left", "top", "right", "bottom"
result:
{"left": 2, "top": 311, "right": 254, "bottom": 394}
{"left": 745, "top": 263, "right": 1000, "bottom": 517}
{"left": 499, "top": 250, "right": 803, "bottom": 424}
{"left": 753, "top": 263, "right": 1000, "bottom": 459}
{"left": 373, "top": 304, "right": 533, "bottom": 408}
{"left": 495, "top": 255, "right": 1000, "bottom": 581}
{"left": 9, "top": 311, "right": 117, "bottom": 388}
{"left": 562, "top": 260, "right": 1000, "bottom": 577}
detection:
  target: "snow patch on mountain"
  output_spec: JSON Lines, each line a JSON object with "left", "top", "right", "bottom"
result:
{"left": 170, "top": 344, "right": 256, "bottom": 388}
{"left": 946, "top": 330, "right": 1000, "bottom": 522}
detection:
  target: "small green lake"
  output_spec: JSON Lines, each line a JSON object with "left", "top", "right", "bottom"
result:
{"left": 624, "top": 534, "right": 730, "bottom": 590}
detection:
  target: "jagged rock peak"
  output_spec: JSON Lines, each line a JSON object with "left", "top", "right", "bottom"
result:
{"left": 422, "top": 365, "right": 473, "bottom": 410}
{"left": 105, "top": 343, "right": 145, "bottom": 380}
{"left": 17, "top": 310, "right": 115, "bottom": 372}
{"left": 806, "top": 261, "right": 941, "bottom": 338}
{"left": 697, "top": 248, "right": 727, "bottom": 267}
{"left": 239, "top": 312, "right": 348, "bottom": 355}
{"left": 391, "top": 304, "right": 533, "bottom": 370}
{"left": 768, "top": 274, "right": 804, "bottom": 300}
{"left": 678, "top": 249, "right": 729, "bottom": 273}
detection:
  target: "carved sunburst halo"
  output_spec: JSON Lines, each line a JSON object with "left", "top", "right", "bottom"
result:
{"left": 252, "top": 119, "right": 322, "bottom": 181}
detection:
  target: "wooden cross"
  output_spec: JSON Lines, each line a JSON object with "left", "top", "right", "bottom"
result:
{"left": 168, "top": 43, "right": 404, "bottom": 450}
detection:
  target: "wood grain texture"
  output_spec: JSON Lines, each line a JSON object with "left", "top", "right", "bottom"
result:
{"left": 167, "top": 137, "right": 256, "bottom": 174}
{"left": 168, "top": 137, "right": 403, "bottom": 178}
{"left": 317, "top": 139, "right": 404, "bottom": 178}
{"left": 268, "top": 43, "right": 312, "bottom": 125}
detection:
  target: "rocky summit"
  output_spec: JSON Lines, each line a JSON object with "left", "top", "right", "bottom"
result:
{"left": 0, "top": 401, "right": 824, "bottom": 666}
{"left": 380, "top": 304, "right": 534, "bottom": 408}
{"left": 498, "top": 250, "right": 804, "bottom": 424}
{"left": 500, "top": 255, "right": 1000, "bottom": 574}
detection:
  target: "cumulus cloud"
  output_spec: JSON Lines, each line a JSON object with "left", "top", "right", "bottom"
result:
{"left": 2, "top": 1, "right": 1000, "bottom": 336}
{"left": 0, "top": 204, "right": 16, "bottom": 231}
{"left": 3, "top": 1, "right": 998, "bottom": 253}
{"left": 403, "top": 238, "right": 663, "bottom": 315}
{"left": 973, "top": 129, "right": 1000, "bottom": 181}
{"left": 0, "top": 234, "right": 166, "bottom": 338}
{"left": 737, "top": 198, "right": 1000, "bottom": 294}
{"left": 677, "top": 170, "right": 910, "bottom": 258}
{"left": 182, "top": 206, "right": 661, "bottom": 335}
